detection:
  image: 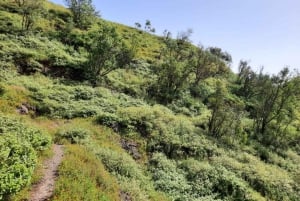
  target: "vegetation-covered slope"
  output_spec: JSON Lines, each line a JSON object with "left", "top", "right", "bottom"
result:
{"left": 0, "top": 1, "right": 299, "bottom": 201}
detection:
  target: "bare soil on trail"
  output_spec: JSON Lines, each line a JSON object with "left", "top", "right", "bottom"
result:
{"left": 29, "top": 144, "right": 64, "bottom": 201}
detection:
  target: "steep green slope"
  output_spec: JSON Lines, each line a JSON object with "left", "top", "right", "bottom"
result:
{"left": 0, "top": 1, "right": 300, "bottom": 201}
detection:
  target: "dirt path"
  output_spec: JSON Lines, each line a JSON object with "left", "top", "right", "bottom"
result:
{"left": 30, "top": 144, "right": 64, "bottom": 201}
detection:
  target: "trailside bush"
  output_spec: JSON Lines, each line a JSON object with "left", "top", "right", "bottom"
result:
{"left": 113, "top": 106, "right": 217, "bottom": 159}
{"left": 55, "top": 127, "right": 91, "bottom": 144}
{"left": 95, "top": 147, "right": 146, "bottom": 181}
{"left": 94, "top": 147, "right": 155, "bottom": 201}
{"left": 0, "top": 115, "right": 50, "bottom": 199}
{"left": 96, "top": 112, "right": 124, "bottom": 132}
{"left": 0, "top": 134, "right": 36, "bottom": 200}
{"left": 0, "top": 115, "right": 51, "bottom": 151}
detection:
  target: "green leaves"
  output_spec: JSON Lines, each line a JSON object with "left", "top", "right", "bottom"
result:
{"left": 65, "top": 0, "right": 99, "bottom": 29}
{"left": 85, "top": 23, "right": 133, "bottom": 86}
{"left": 0, "top": 115, "right": 50, "bottom": 199}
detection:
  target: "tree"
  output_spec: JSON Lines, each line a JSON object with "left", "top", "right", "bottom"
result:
{"left": 14, "top": 0, "right": 44, "bottom": 31}
{"left": 191, "top": 46, "right": 230, "bottom": 86}
{"left": 207, "top": 47, "right": 232, "bottom": 64}
{"left": 85, "top": 24, "right": 133, "bottom": 86}
{"left": 254, "top": 69, "right": 294, "bottom": 132}
{"left": 236, "top": 64, "right": 300, "bottom": 148}
{"left": 144, "top": 20, "right": 156, "bottom": 33}
{"left": 148, "top": 30, "right": 194, "bottom": 103}
{"left": 134, "top": 22, "right": 141, "bottom": 29}
{"left": 208, "top": 81, "right": 244, "bottom": 138}
{"left": 64, "top": 0, "right": 99, "bottom": 29}
{"left": 236, "top": 60, "right": 257, "bottom": 99}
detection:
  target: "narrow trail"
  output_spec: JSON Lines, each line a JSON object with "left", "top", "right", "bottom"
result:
{"left": 30, "top": 144, "right": 64, "bottom": 201}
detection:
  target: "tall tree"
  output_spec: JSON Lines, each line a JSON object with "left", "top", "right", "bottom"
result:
{"left": 254, "top": 69, "right": 289, "bottom": 132}
{"left": 192, "top": 46, "right": 230, "bottom": 86}
{"left": 148, "top": 30, "right": 194, "bottom": 103}
{"left": 236, "top": 64, "right": 300, "bottom": 147}
{"left": 85, "top": 24, "right": 133, "bottom": 86}
{"left": 208, "top": 81, "right": 244, "bottom": 138}
{"left": 207, "top": 47, "right": 232, "bottom": 64}
{"left": 236, "top": 60, "right": 257, "bottom": 99}
{"left": 64, "top": 0, "right": 99, "bottom": 29}
{"left": 15, "top": 0, "right": 44, "bottom": 31}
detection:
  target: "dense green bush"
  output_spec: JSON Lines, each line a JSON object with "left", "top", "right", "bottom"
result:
{"left": 95, "top": 147, "right": 146, "bottom": 180}
{"left": 7, "top": 74, "right": 146, "bottom": 118}
{"left": 149, "top": 153, "right": 191, "bottom": 200}
{"left": 94, "top": 147, "right": 154, "bottom": 201}
{"left": 0, "top": 134, "right": 36, "bottom": 200}
{"left": 96, "top": 105, "right": 218, "bottom": 159}
{"left": 215, "top": 153, "right": 300, "bottom": 201}
{"left": 0, "top": 115, "right": 51, "bottom": 151}
{"left": 0, "top": 11, "right": 21, "bottom": 33}
{"left": 0, "top": 34, "right": 86, "bottom": 74}
{"left": 149, "top": 154, "right": 255, "bottom": 201}
{"left": 96, "top": 112, "right": 124, "bottom": 132}
{"left": 55, "top": 127, "right": 91, "bottom": 144}
{"left": 0, "top": 115, "right": 50, "bottom": 199}
{"left": 179, "top": 158, "right": 254, "bottom": 201}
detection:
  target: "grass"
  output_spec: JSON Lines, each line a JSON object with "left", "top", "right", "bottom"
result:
{"left": 52, "top": 144, "right": 120, "bottom": 201}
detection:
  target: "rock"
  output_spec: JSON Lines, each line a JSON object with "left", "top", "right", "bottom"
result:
{"left": 120, "top": 191, "right": 132, "bottom": 201}
{"left": 18, "top": 105, "right": 29, "bottom": 114}
{"left": 17, "top": 103, "right": 36, "bottom": 115}
{"left": 121, "top": 139, "right": 141, "bottom": 160}
{"left": 22, "top": 102, "right": 36, "bottom": 111}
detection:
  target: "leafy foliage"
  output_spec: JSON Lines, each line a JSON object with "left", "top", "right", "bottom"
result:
{"left": 85, "top": 23, "right": 133, "bottom": 86}
{"left": 55, "top": 127, "right": 91, "bottom": 144}
{"left": 0, "top": 115, "right": 50, "bottom": 199}
{"left": 64, "top": 0, "right": 98, "bottom": 29}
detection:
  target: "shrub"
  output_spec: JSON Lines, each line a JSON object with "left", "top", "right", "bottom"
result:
{"left": 96, "top": 112, "right": 124, "bottom": 132}
{"left": 94, "top": 147, "right": 155, "bottom": 201}
{"left": 0, "top": 34, "right": 85, "bottom": 75}
{"left": 96, "top": 105, "right": 217, "bottom": 159}
{"left": 215, "top": 153, "right": 300, "bottom": 201}
{"left": 55, "top": 127, "right": 91, "bottom": 144}
{"left": 179, "top": 158, "right": 254, "bottom": 201}
{"left": 0, "top": 134, "right": 36, "bottom": 200}
{"left": 0, "top": 115, "right": 51, "bottom": 151}
{"left": 0, "top": 115, "right": 50, "bottom": 199}
{"left": 95, "top": 147, "right": 146, "bottom": 181}
{"left": 149, "top": 153, "right": 191, "bottom": 200}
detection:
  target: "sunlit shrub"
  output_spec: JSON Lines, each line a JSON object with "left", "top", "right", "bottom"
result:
{"left": 0, "top": 115, "right": 50, "bottom": 199}
{"left": 55, "top": 127, "right": 91, "bottom": 144}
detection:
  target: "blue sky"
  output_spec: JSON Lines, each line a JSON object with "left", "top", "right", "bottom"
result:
{"left": 50, "top": 0, "right": 300, "bottom": 73}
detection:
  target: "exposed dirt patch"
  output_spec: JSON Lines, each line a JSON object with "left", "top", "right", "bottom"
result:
{"left": 120, "top": 138, "right": 141, "bottom": 160}
{"left": 29, "top": 144, "right": 64, "bottom": 201}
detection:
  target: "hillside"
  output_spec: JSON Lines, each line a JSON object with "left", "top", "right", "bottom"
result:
{"left": 0, "top": 1, "right": 300, "bottom": 201}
